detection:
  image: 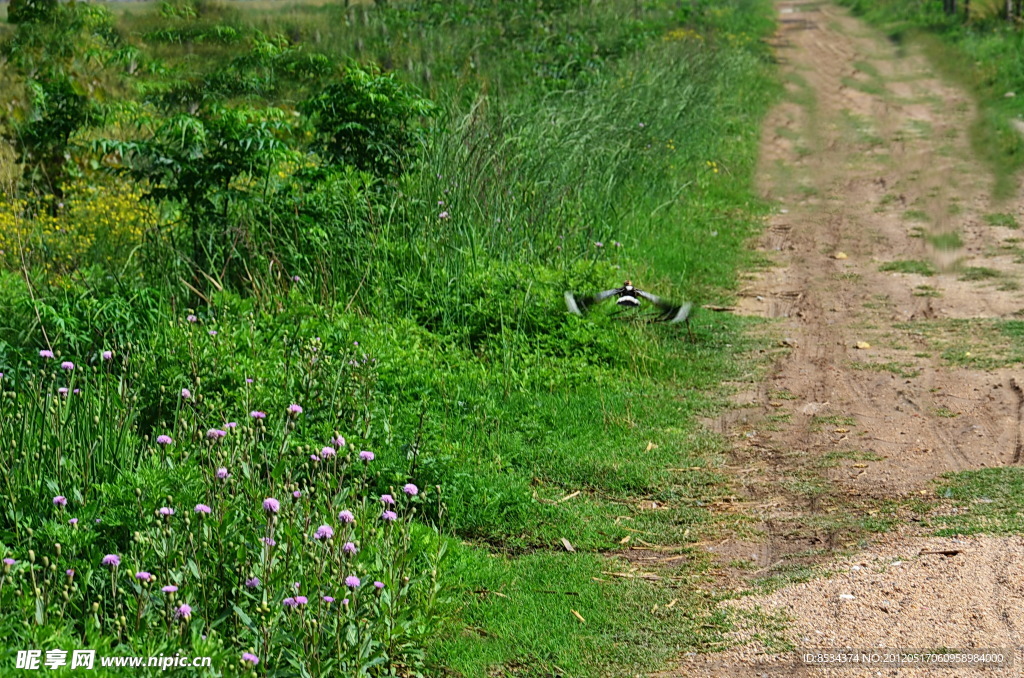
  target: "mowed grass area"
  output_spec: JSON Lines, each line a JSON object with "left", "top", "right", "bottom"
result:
{"left": 0, "top": 0, "right": 778, "bottom": 675}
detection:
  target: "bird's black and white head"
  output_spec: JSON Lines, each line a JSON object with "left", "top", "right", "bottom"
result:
{"left": 616, "top": 280, "right": 640, "bottom": 308}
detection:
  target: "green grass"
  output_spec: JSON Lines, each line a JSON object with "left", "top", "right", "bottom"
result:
{"left": 0, "top": 0, "right": 782, "bottom": 674}
{"left": 904, "top": 318, "right": 1024, "bottom": 369}
{"left": 903, "top": 209, "right": 930, "bottom": 222}
{"left": 850, "top": 360, "right": 922, "bottom": 378}
{"left": 932, "top": 468, "right": 1024, "bottom": 535}
{"left": 925, "top": 230, "right": 964, "bottom": 250}
{"left": 879, "top": 259, "right": 937, "bottom": 275}
{"left": 985, "top": 212, "right": 1019, "bottom": 228}
{"left": 958, "top": 265, "right": 1002, "bottom": 281}
{"left": 816, "top": 449, "right": 885, "bottom": 469}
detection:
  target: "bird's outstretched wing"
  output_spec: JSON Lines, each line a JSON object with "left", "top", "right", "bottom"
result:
{"left": 564, "top": 288, "right": 619, "bottom": 315}
{"left": 635, "top": 289, "right": 693, "bottom": 324}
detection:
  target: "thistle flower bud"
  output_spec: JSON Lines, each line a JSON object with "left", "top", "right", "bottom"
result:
{"left": 54, "top": 544, "right": 61, "bottom": 557}
{"left": 28, "top": 550, "right": 35, "bottom": 563}
{"left": 92, "top": 602, "right": 100, "bottom": 612}
{"left": 42, "top": 556, "right": 50, "bottom": 567}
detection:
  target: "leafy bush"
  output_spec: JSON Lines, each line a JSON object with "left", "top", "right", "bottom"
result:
{"left": 301, "top": 65, "right": 434, "bottom": 179}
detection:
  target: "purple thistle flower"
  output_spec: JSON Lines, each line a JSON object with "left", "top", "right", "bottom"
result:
{"left": 292, "top": 490, "right": 302, "bottom": 499}
{"left": 66, "top": 569, "right": 74, "bottom": 578}
{"left": 162, "top": 585, "right": 178, "bottom": 593}
{"left": 3, "top": 558, "right": 15, "bottom": 566}
{"left": 262, "top": 498, "right": 280, "bottom": 514}
{"left": 186, "top": 314, "right": 197, "bottom": 323}
{"left": 403, "top": 483, "right": 419, "bottom": 496}
{"left": 175, "top": 603, "right": 192, "bottom": 619}
{"left": 288, "top": 403, "right": 303, "bottom": 415}
{"left": 245, "top": 378, "right": 254, "bottom": 384}
{"left": 250, "top": 410, "right": 266, "bottom": 419}
{"left": 595, "top": 241, "right": 604, "bottom": 248}
{"left": 245, "top": 577, "right": 260, "bottom": 588}
{"left": 207, "top": 330, "right": 217, "bottom": 337}
{"left": 68, "top": 518, "right": 78, "bottom": 525}
{"left": 338, "top": 510, "right": 355, "bottom": 524}
{"left": 382, "top": 510, "right": 398, "bottom": 522}
{"left": 359, "top": 450, "right": 374, "bottom": 462}
{"left": 310, "top": 454, "right": 320, "bottom": 461}
{"left": 206, "top": 429, "right": 227, "bottom": 440}
{"left": 72, "top": 388, "right": 80, "bottom": 395}
{"left": 342, "top": 597, "right": 350, "bottom": 605}
{"left": 295, "top": 596, "right": 308, "bottom": 605}
{"left": 374, "top": 581, "right": 384, "bottom": 590}
{"left": 53, "top": 495, "right": 67, "bottom": 506}
{"left": 292, "top": 275, "right": 301, "bottom": 282}
{"left": 293, "top": 582, "right": 300, "bottom": 591}
{"left": 380, "top": 494, "right": 396, "bottom": 506}
{"left": 102, "top": 350, "right": 113, "bottom": 361}
{"left": 323, "top": 595, "right": 335, "bottom": 603}
{"left": 225, "top": 421, "right": 237, "bottom": 429}
{"left": 314, "top": 525, "right": 334, "bottom": 540}
{"left": 332, "top": 434, "right": 346, "bottom": 448}
{"left": 216, "top": 467, "right": 229, "bottom": 479}
{"left": 39, "top": 350, "right": 54, "bottom": 359}
{"left": 158, "top": 507, "right": 175, "bottom": 516}
{"left": 102, "top": 554, "right": 120, "bottom": 567}
{"left": 261, "top": 537, "right": 276, "bottom": 547}
{"left": 321, "top": 446, "right": 336, "bottom": 458}
{"left": 60, "top": 361, "right": 74, "bottom": 371}
{"left": 194, "top": 504, "right": 211, "bottom": 515}
{"left": 342, "top": 541, "right": 357, "bottom": 555}
{"left": 282, "top": 597, "right": 298, "bottom": 608}
{"left": 242, "top": 653, "right": 259, "bottom": 666}
{"left": 156, "top": 435, "right": 173, "bottom": 445}
{"left": 57, "top": 387, "right": 69, "bottom": 396}
{"left": 438, "top": 210, "right": 450, "bottom": 220}
{"left": 345, "top": 575, "right": 361, "bottom": 589}
{"left": 136, "top": 572, "right": 152, "bottom": 581}
{"left": 181, "top": 388, "right": 191, "bottom": 399}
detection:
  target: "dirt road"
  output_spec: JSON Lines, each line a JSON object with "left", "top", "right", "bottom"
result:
{"left": 661, "top": 3, "right": 1024, "bottom": 676}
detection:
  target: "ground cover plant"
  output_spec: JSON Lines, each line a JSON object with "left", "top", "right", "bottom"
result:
{"left": 0, "top": 0, "right": 778, "bottom": 675}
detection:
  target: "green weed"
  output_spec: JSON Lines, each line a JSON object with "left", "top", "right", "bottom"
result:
{"left": 879, "top": 259, "right": 937, "bottom": 275}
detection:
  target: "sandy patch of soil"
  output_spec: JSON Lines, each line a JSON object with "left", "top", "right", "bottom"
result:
{"left": 658, "top": 2, "right": 1024, "bottom": 675}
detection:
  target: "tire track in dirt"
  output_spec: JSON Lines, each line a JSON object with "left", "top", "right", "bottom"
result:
{"left": 657, "top": 2, "right": 1024, "bottom": 676}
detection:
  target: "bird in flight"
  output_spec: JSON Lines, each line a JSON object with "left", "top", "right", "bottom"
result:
{"left": 564, "top": 280, "right": 693, "bottom": 337}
